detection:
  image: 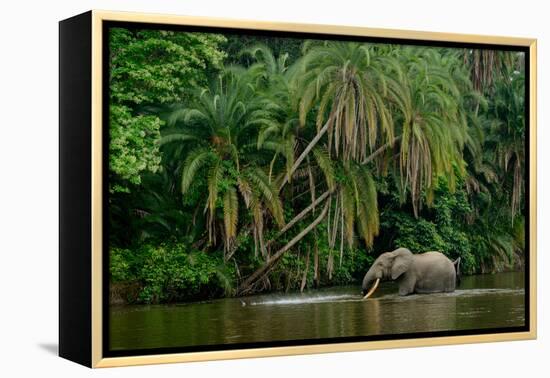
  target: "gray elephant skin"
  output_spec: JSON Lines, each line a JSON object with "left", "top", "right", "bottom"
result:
{"left": 361, "top": 247, "right": 461, "bottom": 297}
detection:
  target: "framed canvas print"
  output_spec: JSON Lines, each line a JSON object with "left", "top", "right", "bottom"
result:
{"left": 59, "top": 10, "right": 537, "bottom": 368}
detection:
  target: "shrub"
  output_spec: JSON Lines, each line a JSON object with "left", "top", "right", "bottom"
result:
{"left": 109, "top": 244, "right": 236, "bottom": 303}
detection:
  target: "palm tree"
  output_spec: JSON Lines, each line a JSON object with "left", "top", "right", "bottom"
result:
{"left": 161, "top": 70, "right": 285, "bottom": 258}
{"left": 239, "top": 44, "right": 300, "bottom": 184}
{"left": 487, "top": 66, "right": 525, "bottom": 221}
{"left": 280, "top": 41, "right": 397, "bottom": 187}
{"left": 388, "top": 47, "right": 470, "bottom": 217}
{"left": 463, "top": 49, "right": 523, "bottom": 93}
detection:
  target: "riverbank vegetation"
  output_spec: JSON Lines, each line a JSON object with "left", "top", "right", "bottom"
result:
{"left": 108, "top": 28, "right": 526, "bottom": 304}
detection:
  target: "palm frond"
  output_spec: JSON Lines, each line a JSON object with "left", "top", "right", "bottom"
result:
{"left": 180, "top": 148, "right": 213, "bottom": 194}
{"left": 245, "top": 168, "right": 284, "bottom": 226}
{"left": 313, "top": 146, "right": 336, "bottom": 191}
{"left": 223, "top": 187, "right": 239, "bottom": 248}
{"left": 207, "top": 157, "right": 223, "bottom": 217}
{"left": 159, "top": 132, "right": 199, "bottom": 146}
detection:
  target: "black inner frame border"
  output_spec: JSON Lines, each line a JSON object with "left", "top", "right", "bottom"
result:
{"left": 101, "top": 19, "right": 531, "bottom": 358}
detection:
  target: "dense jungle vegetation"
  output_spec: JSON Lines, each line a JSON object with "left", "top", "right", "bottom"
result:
{"left": 108, "top": 28, "right": 526, "bottom": 304}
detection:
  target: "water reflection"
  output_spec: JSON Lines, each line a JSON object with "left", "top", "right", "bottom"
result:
{"left": 110, "top": 272, "right": 525, "bottom": 351}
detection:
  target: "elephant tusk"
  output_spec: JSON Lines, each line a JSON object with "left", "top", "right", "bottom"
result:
{"left": 363, "top": 278, "right": 380, "bottom": 300}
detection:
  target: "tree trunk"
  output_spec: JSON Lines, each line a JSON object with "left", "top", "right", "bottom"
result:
{"left": 265, "top": 190, "right": 332, "bottom": 250}
{"left": 237, "top": 201, "right": 330, "bottom": 294}
{"left": 313, "top": 233, "right": 319, "bottom": 288}
{"left": 224, "top": 224, "right": 252, "bottom": 262}
{"left": 279, "top": 120, "right": 331, "bottom": 190}
{"left": 361, "top": 136, "right": 401, "bottom": 165}
{"left": 300, "top": 247, "right": 310, "bottom": 292}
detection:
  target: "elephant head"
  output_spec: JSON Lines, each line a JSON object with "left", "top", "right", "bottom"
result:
{"left": 362, "top": 247, "right": 414, "bottom": 299}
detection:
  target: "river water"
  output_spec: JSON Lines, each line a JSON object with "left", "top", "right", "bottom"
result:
{"left": 109, "top": 272, "right": 525, "bottom": 351}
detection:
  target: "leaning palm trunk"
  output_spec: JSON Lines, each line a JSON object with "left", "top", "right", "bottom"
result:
{"left": 313, "top": 233, "right": 320, "bottom": 287}
{"left": 268, "top": 190, "right": 331, "bottom": 242}
{"left": 282, "top": 128, "right": 398, "bottom": 194}
{"left": 226, "top": 191, "right": 331, "bottom": 263}
{"left": 300, "top": 247, "right": 310, "bottom": 292}
{"left": 279, "top": 120, "right": 331, "bottom": 190}
{"left": 361, "top": 136, "right": 401, "bottom": 165}
{"left": 237, "top": 201, "right": 330, "bottom": 295}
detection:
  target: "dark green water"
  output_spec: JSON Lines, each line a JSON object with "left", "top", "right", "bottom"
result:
{"left": 109, "top": 272, "right": 525, "bottom": 351}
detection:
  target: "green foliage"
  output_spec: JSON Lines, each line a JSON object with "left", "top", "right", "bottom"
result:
{"left": 386, "top": 214, "right": 446, "bottom": 253}
{"left": 108, "top": 28, "right": 227, "bottom": 192}
{"left": 110, "top": 244, "right": 236, "bottom": 303}
{"left": 110, "top": 247, "right": 134, "bottom": 282}
{"left": 110, "top": 28, "right": 226, "bottom": 105}
{"left": 223, "top": 35, "right": 304, "bottom": 66}
{"left": 109, "top": 105, "right": 162, "bottom": 191}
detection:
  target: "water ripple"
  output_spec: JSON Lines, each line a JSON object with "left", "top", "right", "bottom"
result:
{"left": 247, "top": 288, "right": 524, "bottom": 306}
{"left": 248, "top": 294, "right": 358, "bottom": 306}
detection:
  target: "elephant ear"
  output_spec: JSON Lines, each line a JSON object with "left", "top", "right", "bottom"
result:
{"left": 391, "top": 248, "right": 413, "bottom": 280}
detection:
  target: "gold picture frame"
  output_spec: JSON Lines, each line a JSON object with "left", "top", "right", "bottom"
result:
{"left": 59, "top": 10, "right": 537, "bottom": 368}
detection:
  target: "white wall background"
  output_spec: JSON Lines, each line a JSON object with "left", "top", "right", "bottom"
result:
{"left": 0, "top": 0, "right": 547, "bottom": 376}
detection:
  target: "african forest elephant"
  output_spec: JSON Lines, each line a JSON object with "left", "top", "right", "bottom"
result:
{"left": 361, "top": 248, "right": 461, "bottom": 299}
